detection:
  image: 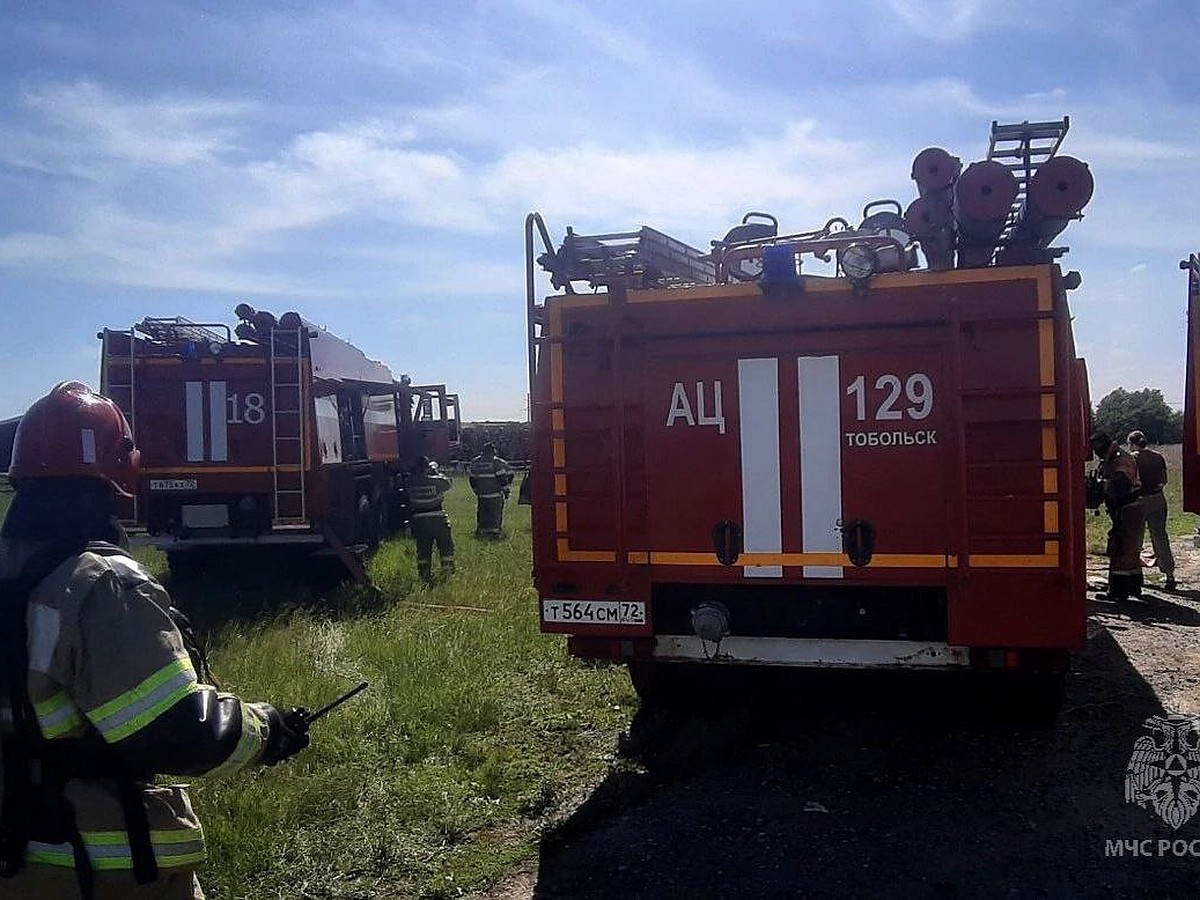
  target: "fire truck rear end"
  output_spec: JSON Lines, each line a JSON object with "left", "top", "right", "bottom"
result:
{"left": 100, "top": 304, "right": 416, "bottom": 573}
{"left": 526, "top": 119, "right": 1094, "bottom": 715}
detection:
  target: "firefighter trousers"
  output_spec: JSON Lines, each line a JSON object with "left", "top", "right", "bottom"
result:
{"left": 475, "top": 495, "right": 505, "bottom": 538}
{"left": 1138, "top": 492, "right": 1175, "bottom": 576}
{"left": 1106, "top": 500, "right": 1146, "bottom": 598}
{"left": 412, "top": 512, "right": 454, "bottom": 581}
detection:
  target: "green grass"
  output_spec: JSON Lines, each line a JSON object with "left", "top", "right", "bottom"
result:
{"left": 174, "top": 479, "right": 636, "bottom": 900}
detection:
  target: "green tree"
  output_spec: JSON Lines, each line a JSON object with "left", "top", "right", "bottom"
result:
{"left": 1093, "top": 387, "right": 1184, "bottom": 444}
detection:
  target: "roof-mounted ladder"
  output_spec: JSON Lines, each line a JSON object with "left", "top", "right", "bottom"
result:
{"left": 270, "top": 325, "right": 308, "bottom": 527}
{"left": 100, "top": 326, "right": 139, "bottom": 525}
{"left": 986, "top": 117, "right": 1070, "bottom": 245}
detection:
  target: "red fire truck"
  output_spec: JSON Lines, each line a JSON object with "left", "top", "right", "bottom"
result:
{"left": 526, "top": 120, "right": 1093, "bottom": 714}
{"left": 99, "top": 304, "right": 425, "bottom": 574}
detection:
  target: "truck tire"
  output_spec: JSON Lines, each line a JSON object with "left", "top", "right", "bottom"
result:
{"left": 167, "top": 550, "right": 207, "bottom": 580}
{"left": 627, "top": 661, "right": 719, "bottom": 709}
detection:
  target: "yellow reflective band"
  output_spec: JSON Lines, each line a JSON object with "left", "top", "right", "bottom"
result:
{"left": 34, "top": 691, "right": 86, "bottom": 739}
{"left": 88, "top": 656, "right": 198, "bottom": 743}
{"left": 208, "top": 700, "right": 268, "bottom": 777}
{"left": 27, "top": 828, "right": 207, "bottom": 870}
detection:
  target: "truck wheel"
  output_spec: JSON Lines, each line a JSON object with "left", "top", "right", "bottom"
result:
{"left": 167, "top": 550, "right": 206, "bottom": 580}
{"left": 356, "top": 495, "right": 379, "bottom": 550}
{"left": 627, "top": 661, "right": 714, "bottom": 709}
{"left": 980, "top": 672, "right": 1065, "bottom": 724}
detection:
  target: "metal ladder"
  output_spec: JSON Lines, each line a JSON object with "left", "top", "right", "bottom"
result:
{"left": 99, "top": 327, "right": 139, "bottom": 523}
{"left": 270, "top": 325, "right": 307, "bottom": 526}
{"left": 986, "top": 117, "right": 1070, "bottom": 245}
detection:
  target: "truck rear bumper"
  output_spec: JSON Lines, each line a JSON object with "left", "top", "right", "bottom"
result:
{"left": 144, "top": 533, "right": 326, "bottom": 549}
{"left": 653, "top": 636, "right": 970, "bottom": 668}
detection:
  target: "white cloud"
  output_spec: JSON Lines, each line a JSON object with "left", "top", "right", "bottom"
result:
{"left": 507, "top": 0, "right": 653, "bottom": 68}
{"left": 14, "top": 79, "right": 247, "bottom": 171}
{"left": 883, "top": 0, "right": 989, "bottom": 43}
{"left": 218, "top": 124, "right": 478, "bottom": 248}
{"left": 0, "top": 233, "right": 75, "bottom": 263}
{"left": 484, "top": 122, "right": 902, "bottom": 247}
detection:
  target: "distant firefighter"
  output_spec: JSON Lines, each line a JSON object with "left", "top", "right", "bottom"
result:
{"left": 1128, "top": 430, "right": 1176, "bottom": 591}
{"left": 468, "top": 442, "right": 513, "bottom": 539}
{"left": 407, "top": 456, "right": 455, "bottom": 583}
{"left": 1090, "top": 431, "right": 1145, "bottom": 601}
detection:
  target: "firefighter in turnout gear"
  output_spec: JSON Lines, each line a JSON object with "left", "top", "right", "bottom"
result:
{"left": 468, "top": 442, "right": 513, "bottom": 539}
{"left": 0, "top": 382, "right": 310, "bottom": 900}
{"left": 1089, "top": 430, "right": 1145, "bottom": 602}
{"left": 407, "top": 456, "right": 455, "bottom": 583}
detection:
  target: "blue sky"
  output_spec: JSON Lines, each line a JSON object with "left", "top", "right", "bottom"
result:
{"left": 1, "top": 1, "right": 1197, "bottom": 420}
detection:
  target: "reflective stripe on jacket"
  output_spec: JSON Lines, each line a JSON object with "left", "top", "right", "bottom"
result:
{"left": 408, "top": 471, "right": 452, "bottom": 512}
{"left": 468, "top": 456, "right": 511, "bottom": 498}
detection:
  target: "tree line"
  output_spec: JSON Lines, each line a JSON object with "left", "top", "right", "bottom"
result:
{"left": 1093, "top": 387, "right": 1183, "bottom": 445}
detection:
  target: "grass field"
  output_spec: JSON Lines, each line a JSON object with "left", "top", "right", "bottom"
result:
{"left": 174, "top": 480, "right": 636, "bottom": 899}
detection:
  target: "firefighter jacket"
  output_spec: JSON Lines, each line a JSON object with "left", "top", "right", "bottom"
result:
{"left": 1134, "top": 446, "right": 1168, "bottom": 496}
{"left": 467, "top": 455, "right": 513, "bottom": 499}
{"left": 408, "top": 469, "right": 452, "bottom": 519}
{"left": 0, "top": 539, "right": 271, "bottom": 879}
{"left": 1100, "top": 444, "right": 1142, "bottom": 513}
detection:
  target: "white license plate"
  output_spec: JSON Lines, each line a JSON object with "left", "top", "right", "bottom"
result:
{"left": 541, "top": 599, "right": 646, "bottom": 626}
{"left": 181, "top": 504, "right": 229, "bottom": 528}
{"left": 150, "top": 479, "right": 198, "bottom": 491}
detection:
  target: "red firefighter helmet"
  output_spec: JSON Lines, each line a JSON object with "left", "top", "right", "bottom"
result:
{"left": 9, "top": 381, "right": 141, "bottom": 496}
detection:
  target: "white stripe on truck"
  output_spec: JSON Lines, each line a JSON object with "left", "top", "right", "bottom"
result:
{"left": 798, "top": 355, "right": 844, "bottom": 578}
{"left": 208, "top": 381, "right": 228, "bottom": 462}
{"left": 738, "top": 358, "right": 782, "bottom": 578}
{"left": 185, "top": 381, "right": 204, "bottom": 462}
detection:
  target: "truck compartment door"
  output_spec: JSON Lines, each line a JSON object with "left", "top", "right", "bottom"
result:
{"left": 642, "top": 344, "right": 950, "bottom": 579}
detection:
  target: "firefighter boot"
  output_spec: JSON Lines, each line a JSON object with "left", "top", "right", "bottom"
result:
{"left": 441, "top": 557, "right": 456, "bottom": 578}
{"left": 1105, "top": 573, "right": 1133, "bottom": 602}
{"left": 1131, "top": 570, "right": 1144, "bottom": 599}
{"left": 417, "top": 559, "right": 434, "bottom": 584}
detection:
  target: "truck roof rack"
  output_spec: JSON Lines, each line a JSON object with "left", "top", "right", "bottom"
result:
{"left": 538, "top": 225, "right": 716, "bottom": 290}
{"left": 136, "top": 316, "right": 230, "bottom": 344}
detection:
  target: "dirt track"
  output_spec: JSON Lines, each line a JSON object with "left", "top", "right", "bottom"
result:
{"left": 482, "top": 539, "right": 1200, "bottom": 900}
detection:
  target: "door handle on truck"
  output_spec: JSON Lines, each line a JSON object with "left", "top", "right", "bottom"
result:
{"left": 711, "top": 520, "right": 743, "bottom": 566}
{"left": 841, "top": 518, "right": 876, "bottom": 567}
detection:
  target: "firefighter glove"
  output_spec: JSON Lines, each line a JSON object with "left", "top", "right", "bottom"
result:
{"left": 261, "top": 704, "right": 311, "bottom": 766}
